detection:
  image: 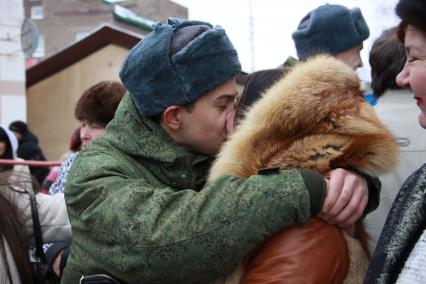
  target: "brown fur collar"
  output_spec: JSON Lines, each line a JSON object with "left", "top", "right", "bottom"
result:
{"left": 209, "top": 55, "right": 399, "bottom": 181}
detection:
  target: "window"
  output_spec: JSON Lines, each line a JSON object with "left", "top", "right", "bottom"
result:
{"left": 31, "top": 5, "right": 44, "bottom": 20}
{"left": 32, "top": 34, "right": 44, "bottom": 58}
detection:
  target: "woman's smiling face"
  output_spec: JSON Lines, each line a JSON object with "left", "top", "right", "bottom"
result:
{"left": 396, "top": 25, "right": 426, "bottom": 128}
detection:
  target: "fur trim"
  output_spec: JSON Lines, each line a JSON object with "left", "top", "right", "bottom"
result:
{"left": 75, "top": 81, "right": 126, "bottom": 126}
{"left": 209, "top": 55, "right": 398, "bottom": 181}
{"left": 343, "top": 232, "right": 369, "bottom": 284}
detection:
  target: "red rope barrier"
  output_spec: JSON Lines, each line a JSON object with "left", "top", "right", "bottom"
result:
{"left": 0, "top": 159, "right": 61, "bottom": 167}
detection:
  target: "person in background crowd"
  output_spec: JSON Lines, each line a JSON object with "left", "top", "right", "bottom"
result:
{"left": 9, "top": 121, "right": 49, "bottom": 185}
{"left": 0, "top": 127, "right": 31, "bottom": 176}
{"left": 0, "top": 172, "right": 33, "bottom": 284}
{"left": 365, "top": 0, "right": 426, "bottom": 282}
{"left": 363, "top": 26, "right": 426, "bottom": 253}
{"left": 62, "top": 19, "right": 377, "bottom": 283}
{"left": 68, "top": 127, "right": 82, "bottom": 153}
{"left": 40, "top": 127, "right": 81, "bottom": 194}
{"left": 48, "top": 81, "right": 125, "bottom": 195}
{"left": 292, "top": 4, "right": 370, "bottom": 70}
{"left": 0, "top": 171, "right": 71, "bottom": 284}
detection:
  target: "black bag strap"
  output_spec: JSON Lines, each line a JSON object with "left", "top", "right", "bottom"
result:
{"left": 28, "top": 190, "right": 48, "bottom": 263}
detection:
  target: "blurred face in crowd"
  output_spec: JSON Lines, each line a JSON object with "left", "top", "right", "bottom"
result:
{"left": 79, "top": 120, "right": 106, "bottom": 149}
{"left": 335, "top": 43, "right": 364, "bottom": 70}
{"left": 396, "top": 25, "right": 426, "bottom": 129}
{"left": 166, "top": 79, "right": 238, "bottom": 156}
{"left": 0, "top": 141, "right": 6, "bottom": 156}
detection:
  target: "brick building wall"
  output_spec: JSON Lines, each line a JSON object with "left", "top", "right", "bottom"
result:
{"left": 0, "top": 0, "right": 26, "bottom": 125}
{"left": 24, "top": 0, "right": 188, "bottom": 59}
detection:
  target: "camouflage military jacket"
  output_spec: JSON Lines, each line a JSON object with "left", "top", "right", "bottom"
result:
{"left": 61, "top": 94, "right": 325, "bottom": 284}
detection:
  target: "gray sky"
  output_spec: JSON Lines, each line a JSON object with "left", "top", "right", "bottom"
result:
{"left": 172, "top": 0, "right": 400, "bottom": 83}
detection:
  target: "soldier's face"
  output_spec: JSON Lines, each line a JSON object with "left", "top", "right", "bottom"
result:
{"left": 335, "top": 43, "right": 363, "bottom": 70}
{"left": 178, "top": 79, "right": 238, "bottom": 156}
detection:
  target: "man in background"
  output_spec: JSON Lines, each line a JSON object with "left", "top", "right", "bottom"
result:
{"left": 292, "top": 4, "right": 370, "bottom": 70}
{"left": 9, "top": 120, "right": 49, "bottom": 185}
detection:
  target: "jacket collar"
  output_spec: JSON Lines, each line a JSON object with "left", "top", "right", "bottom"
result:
{"left": 102, "top": 93, "right": 213, "bottom": 189}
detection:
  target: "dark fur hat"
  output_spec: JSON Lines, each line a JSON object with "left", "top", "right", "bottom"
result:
{"left": 75, "top": 81, "right": 126, "bottom": 126}
{"left": 119, "top": 18, "right": 241, "bottom": 117}
{"left": 292, "top": 4, "right": 369, "bottom": 59}
{"left": 396, "top": 0, "right": 426, "bottom": 39}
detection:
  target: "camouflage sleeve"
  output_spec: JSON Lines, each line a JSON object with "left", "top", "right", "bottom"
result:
{"left": 64, "top": 163, "right": 323, "bottom": 283}
{"left": 362, "top": 173, "right": 381, "bottom": 215}
{"left": 346, "top": 167, "right": 381, "bottom": 215}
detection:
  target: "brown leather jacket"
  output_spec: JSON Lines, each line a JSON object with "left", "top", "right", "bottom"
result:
{"left": 241, "top": 217, "right": 349, "bottom": 284}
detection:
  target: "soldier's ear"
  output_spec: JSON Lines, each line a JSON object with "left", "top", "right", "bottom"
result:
{"left": 162, "top": 105, "right": 183, "bottom": 130}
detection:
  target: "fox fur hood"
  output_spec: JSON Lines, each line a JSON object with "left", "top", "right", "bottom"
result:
{"left": 209, "top": 55, "right": 399, "bottom": 181}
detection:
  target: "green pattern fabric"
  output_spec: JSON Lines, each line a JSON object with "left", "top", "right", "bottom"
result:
{"left": 62, "top": 93, "right": 320, "bottom": 284}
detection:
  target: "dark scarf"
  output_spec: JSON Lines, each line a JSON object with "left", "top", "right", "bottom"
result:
{"left": 365, "top": 163, "right": 426, "bottom": 283}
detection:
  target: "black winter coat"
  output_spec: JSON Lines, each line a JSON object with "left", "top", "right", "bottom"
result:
{"left": 16, "top": 135, "right": 49, "bottom": 185}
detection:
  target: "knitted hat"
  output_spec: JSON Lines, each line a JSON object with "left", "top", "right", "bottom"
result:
{"left": 119, "top": 18, "right": 242, "bottom": 117}
{"left": 292, "top": 4, "right": 370, "bottom": 59}
{"left": 75, "top": 81, "right": 126, "bottom": 126}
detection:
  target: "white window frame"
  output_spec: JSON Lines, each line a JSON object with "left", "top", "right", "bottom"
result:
{"left": 31, "top": 5, "right": 44, "bottom": 20}
{"left": 32, "top": 34, "right": 44, "bottom": 58}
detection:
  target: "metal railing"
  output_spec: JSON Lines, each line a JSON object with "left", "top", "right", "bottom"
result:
{"left": 0, "top": 159, "right": 61, "bottom": 167}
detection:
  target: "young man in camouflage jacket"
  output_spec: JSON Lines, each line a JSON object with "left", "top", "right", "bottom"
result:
{"left": 62, "top": 19, "right": 379, "bottom": 283}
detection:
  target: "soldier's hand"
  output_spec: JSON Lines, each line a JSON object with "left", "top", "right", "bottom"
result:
{"left": 319, "top": 168, "right": 368, "bottom": 228}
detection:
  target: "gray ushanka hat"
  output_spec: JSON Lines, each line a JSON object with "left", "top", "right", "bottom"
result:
{"left": 119, "top": 18, "right": 242, "bottom": 117}
{"left": 292, "top": 4, "right": 370, "bottom": 60}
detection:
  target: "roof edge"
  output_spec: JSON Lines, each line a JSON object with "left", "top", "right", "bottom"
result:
{"left": 26, "top": 24, "right": 142, "bottom": 88}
